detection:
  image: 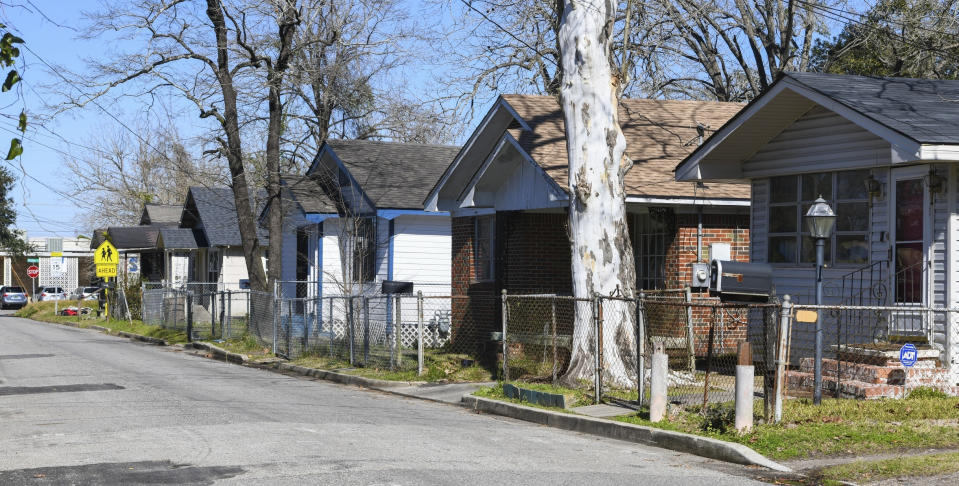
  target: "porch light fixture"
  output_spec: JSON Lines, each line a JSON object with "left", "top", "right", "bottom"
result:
{"left": 805, "top": 196, "right": 836, "bottom": 240}
{"left": 805, "top": 195, "right": 835, "bottom": 406}
{"left": 864, "top": 174, "right": 882, "bottom": 198}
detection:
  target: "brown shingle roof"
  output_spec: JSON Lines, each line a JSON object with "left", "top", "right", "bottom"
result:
{"left": 500, "top": 95, "right": 749, "bottom": 200}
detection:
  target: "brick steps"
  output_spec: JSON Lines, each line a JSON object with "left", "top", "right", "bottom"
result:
{"left": 787, "top": 356, "right": 957, "bottom": 399}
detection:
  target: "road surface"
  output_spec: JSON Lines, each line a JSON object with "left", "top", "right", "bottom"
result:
{"left": 0, "top": 313, "right": 772, "bottom": 485}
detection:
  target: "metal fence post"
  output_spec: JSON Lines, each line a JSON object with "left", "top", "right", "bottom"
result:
{"left": 272, "top": 284, "right": 279, "bottom": 355}
{"left": 551, "top": 297, "right": 558, "bottom": 385}
{"left": 363, "top": 296, "right": 371, "bottom": 365}
{"left": 685, "top": 286, "right": 695, "bottom": 372}
{"left": 774, "top": 295, "right": 792, "bottom": 424}
{"left": 226, "top": 290, "right": 232, "bottom": 340}
{"left": 348, "top": 296, "right": 355, "bottom": 366}
{"left": 593, "top": 295, "right": 602, "bottom": 404}
{"left": 186, "top": 291, "right": 193, "bottom": 343}
{"left": 328, "top": 297, "right": 334, "bottom": 359}
{"left": 636, "top": 292, "right": 646, "bottom": 407}
{"left": 501, "top": 289, "right": 508, "bottom": 381}
{"left": 395, "top": 295, "right": 402, "bottom": 367}
{"left": 286, "top": 300, "right": 292, "bottom": 358}
{"left": 417, "top": 290, "right": 424, "bottom": 376}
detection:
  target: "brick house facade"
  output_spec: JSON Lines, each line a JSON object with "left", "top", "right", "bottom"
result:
{"left": 428, "top": 95, "right": 751, "bottom": 361}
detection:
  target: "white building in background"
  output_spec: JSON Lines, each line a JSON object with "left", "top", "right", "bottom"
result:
{"left": 1, "top": 237, "right": 95, "bottom": 295}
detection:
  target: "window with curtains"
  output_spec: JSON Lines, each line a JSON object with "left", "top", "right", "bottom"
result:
{"left": 767, "top": 170, "right": 870, "bottom": 265}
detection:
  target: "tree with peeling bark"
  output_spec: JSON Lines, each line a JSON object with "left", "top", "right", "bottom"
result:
{"left": 557, "top": 0, "right": 636, "bottom": 388}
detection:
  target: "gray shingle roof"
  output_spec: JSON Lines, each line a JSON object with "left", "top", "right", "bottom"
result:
{"left": 158, "top": 228, "right": 203, "bottom": 249}
{"left": 281, "top": 175, "right": 336, "bottom": 214}
{"left": 106, "top": 226, "right": 160, "bottom": 250}
{"left": 185, "top": 187, "right": 267, "bottom": 247}
{"left": 139, "top": 204, "right": 182, "bottom": 226}
{"left": 785, "top": 72, "right": 959, "bottom": 144}
{"left": 324, "top": 140, "right": 460, "bottom": 209}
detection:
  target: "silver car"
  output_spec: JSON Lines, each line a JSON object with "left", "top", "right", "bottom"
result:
{"left": 37, "top": 286, "right": 67, "bottom": 301}
{"left": 0, "top": 286, "right": 27, "bottom": 309}
{"left": 72, "top": 286, "right": 100, "bottom": 300}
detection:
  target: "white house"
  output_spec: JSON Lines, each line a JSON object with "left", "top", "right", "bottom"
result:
{"left": 676, "top": 72, "right": 959, "bottom": 394}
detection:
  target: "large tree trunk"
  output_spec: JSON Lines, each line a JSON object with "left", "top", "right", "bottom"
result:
{"left": 206, "top": 0, "right": 268, "bottom": 292}
{"left": 266, "top": 1, "right": 300, "bottom": 290}
{"left": 557, "top": 0, "right": 637, "bottom": 389}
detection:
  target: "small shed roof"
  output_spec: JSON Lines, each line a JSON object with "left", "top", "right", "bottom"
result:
{"left": 105, "top": 226, "right": 160, "bottom": 250}
{"left": 157, "top": 227, "right": 203, "bottom": 249}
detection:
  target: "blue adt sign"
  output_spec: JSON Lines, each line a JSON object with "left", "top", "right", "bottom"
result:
{"left": 900, "top": 343, "right": 918, "bottom": 367}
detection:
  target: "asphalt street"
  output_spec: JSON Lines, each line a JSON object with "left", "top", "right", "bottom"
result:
{"left": 0, "top": 312, "right": 772, "bottom": 485}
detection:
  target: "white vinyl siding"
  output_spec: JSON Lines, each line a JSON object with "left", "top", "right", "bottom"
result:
{"left": 391, "top": 215, "right": 452, "bottom": 295}
{"left": 742, "top": 105, "right": 891, "bottom": 178}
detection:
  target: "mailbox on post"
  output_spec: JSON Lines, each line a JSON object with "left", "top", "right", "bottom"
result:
{"left": 381, "top": 280, "right": 414, "bottom": 295}
{"left": 709, "top": 260, "right": 774, "bottom": 302}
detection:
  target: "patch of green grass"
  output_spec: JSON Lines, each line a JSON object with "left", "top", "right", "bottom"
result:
{"left": 15, "top": 301, "right": 189, "bottom": 344}
{"left": 206, "top": 334, "right": 274, "bottom": 359}
{"left": 289, "top": 349, "right": 494, "bottom": 383}
{"left": 472, "top": 382, "right": 578, "bottom": 413}
{"left": 613, "top": 395, "right": 959, "bottom": 460}
{"left": 819, "top": 451, "right": 959, "bottom": 484}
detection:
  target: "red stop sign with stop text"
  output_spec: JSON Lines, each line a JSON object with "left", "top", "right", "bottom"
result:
{"left": 27, "top": 266, "right": 39, "bottom": 278}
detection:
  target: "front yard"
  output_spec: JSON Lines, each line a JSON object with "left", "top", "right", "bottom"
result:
{"left": 14, "top": 301, "right": 189, "bottom": 344}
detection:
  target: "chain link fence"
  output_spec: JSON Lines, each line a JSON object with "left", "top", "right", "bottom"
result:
{"left": 502, "top": 291, "right": 783, "bottom": 414}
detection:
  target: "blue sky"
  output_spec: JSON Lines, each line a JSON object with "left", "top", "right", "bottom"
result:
{"left": 1, "top": 1, "right": 857, "bottom": 238}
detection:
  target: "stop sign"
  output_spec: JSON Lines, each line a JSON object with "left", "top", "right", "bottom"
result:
{"left": 26, "top": 265, "right": 39, "bottom": 278}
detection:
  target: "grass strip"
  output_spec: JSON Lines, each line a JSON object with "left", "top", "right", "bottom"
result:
{"left": 819, "top": 451, "right": 959, "bottom": 484}
{"left": 291, "top": 350, "right": 494, "bottom": 383}
{"left": 15, "top": 301, "right": 189, "bottom": 344}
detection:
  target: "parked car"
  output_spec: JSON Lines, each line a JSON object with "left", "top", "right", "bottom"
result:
{"left": 37, "top": 286, "right": 68, "bottom": 301}
{"left": 0, "top": 286, "right": 27, "bottom": 309}
{"left": 72, "top": 286, "right": 100, "bottom": 301}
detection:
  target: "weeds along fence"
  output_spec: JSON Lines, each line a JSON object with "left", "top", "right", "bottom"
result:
{"left": 141, "top": 282, "right": 263, "bottom": 342}
{"left": 502, "top": 291, "right": 784, "bottom": 414}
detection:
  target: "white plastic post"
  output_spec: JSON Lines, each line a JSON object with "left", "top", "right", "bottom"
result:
{"left": 735, "top": 342, "right": 754, "bottom": 433}
{"left": 417, "top": 290, "right": 424, "bottom": 376}
{"left": 649, "top": 342, "right": 668, "bottom": 422}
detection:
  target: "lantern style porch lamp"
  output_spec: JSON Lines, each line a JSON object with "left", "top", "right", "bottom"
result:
{"left": 805, "top": 196, "right": 836, "bottom": 405}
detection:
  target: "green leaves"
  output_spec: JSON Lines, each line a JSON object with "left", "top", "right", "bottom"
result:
{"left": 5, "top": 138, "right": 22, "bottom": 160}
{"left": 2, "top": 69, "right": 19, "bottom": 92}
{"left": 17, "top": 111, "right": 25, "bottom": 132}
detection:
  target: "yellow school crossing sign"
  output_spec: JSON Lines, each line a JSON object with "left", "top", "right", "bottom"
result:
{"left": 95, "top": 240, "right": 118, "bottom": 277}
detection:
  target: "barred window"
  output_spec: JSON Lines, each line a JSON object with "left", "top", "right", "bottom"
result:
{"left": 352, "top": 218, "right": 375, "bottom": 282}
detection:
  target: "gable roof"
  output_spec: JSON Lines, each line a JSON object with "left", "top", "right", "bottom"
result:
{"left": 183, "top": 186, "right": 267, "bottom": 247}
{"left": 157, "top": 227, "right": 203, "bottom": 249}
{"left": 497, "top": 95, "right": 748, "bottom": 200}
{"left": 320, "top": 140, "right": 460, "bottom": 209}
{"left": 139, "top": 204, "right": 182, "bottom": 226}
{"left": 675, "top": 72, "right": 959, "bottom": 182}
{"left": 783, "top": 72, "right": 959, "bottom": 145}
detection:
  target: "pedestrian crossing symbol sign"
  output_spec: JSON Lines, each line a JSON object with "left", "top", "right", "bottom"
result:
{"left": 95, "top": 240, "right": 118, "bottom": 277}
{"left": 95, "top": 241, "right": 118, "bottom": 265}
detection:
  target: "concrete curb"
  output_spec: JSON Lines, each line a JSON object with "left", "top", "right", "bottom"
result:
{"left": 462, "top": 395, "right": 792, "bottom": 473}
{"left": 189, "top": 342, "right": 248, "bottom": 364}
{"left": 117, "top": 331, "right": 168, "bottom": 346}
{"left": 270, "top": 362, "right": 426, "bottom": 389}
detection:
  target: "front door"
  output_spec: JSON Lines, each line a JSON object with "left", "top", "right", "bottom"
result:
{"left": 890, "top": 168, "right": 930, "bottom": 335}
